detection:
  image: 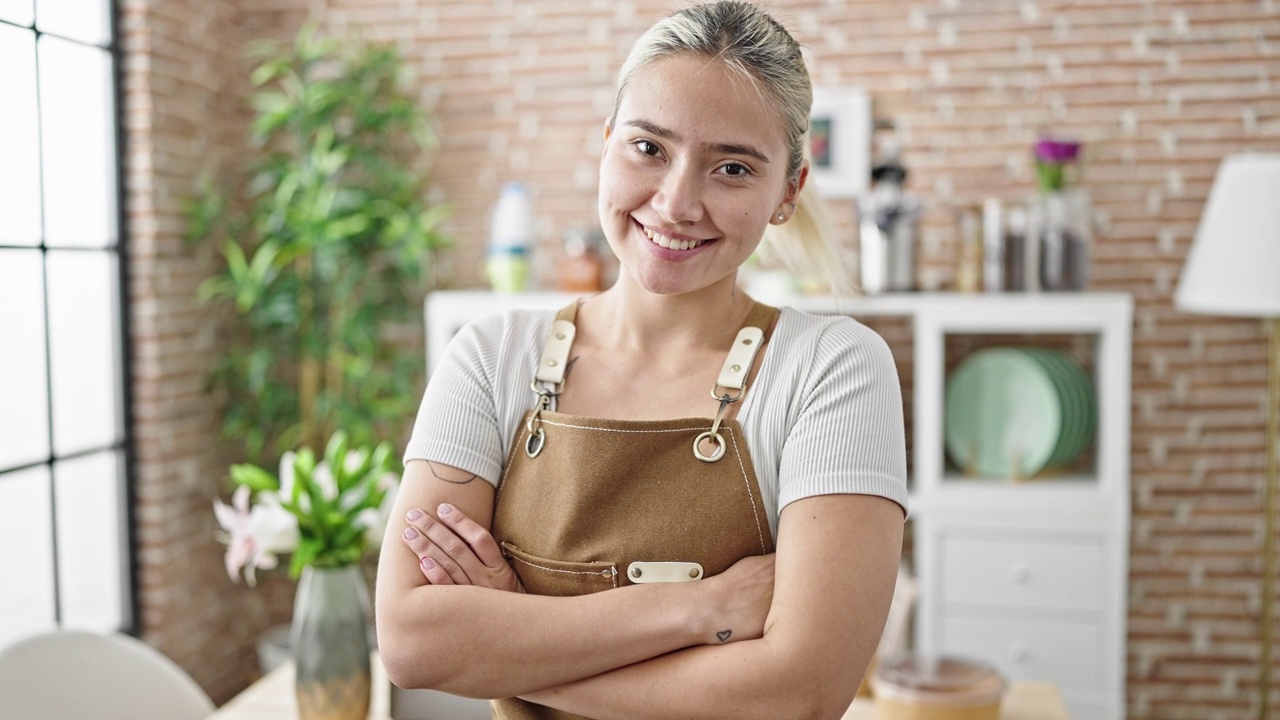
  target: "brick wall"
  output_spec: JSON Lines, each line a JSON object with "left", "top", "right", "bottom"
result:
{"left": 120, "top": 0, "right": 295, "bottom": 704}
{"left": 124, "top": 1, "right": 1280, "bottom": 716}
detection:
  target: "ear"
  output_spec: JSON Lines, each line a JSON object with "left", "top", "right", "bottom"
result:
{"left": 787, "top": 162, "right": 810, "bottom": 204}
{"left": 771, "top": 162, "right": 810, "bottom": 224}
{"left": 601, "top": 121, "right": 613, "bottom": 158}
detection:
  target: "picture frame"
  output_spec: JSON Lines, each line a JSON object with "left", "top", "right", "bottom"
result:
{"left": 808, "top": 87, "right": 872, "bottom": 199}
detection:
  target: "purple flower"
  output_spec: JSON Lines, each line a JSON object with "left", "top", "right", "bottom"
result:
{"left": 1035, "top": 138, "right": 1081, "bottom": 165}
{"left": 1034, "top": 136, "right": 1083, "bottom": 192}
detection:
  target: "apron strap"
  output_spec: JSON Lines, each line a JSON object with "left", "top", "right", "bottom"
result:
{"left": 554, "top": 301, "right": 580, "bottom": 324}
{"left": 541, "top": 299, "right": 779, "bottom": 398}
{"left": 737, "top": 302, "right": 779, "bottom": 398}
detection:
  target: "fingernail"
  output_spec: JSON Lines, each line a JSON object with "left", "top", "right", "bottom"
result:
{"left": 438, "top": 503, "right": 453, "bottom": 515}
{"left": 422, "top": 557, "right": 435, "bottom": 570}
{"left": 402, "top": 527, "right": 419, "bottom": 540}
{"left": 406, "top": 509, "right": 423, "bottom": 521}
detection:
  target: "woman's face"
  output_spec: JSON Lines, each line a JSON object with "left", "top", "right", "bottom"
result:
{"left": 598, "top": 55, "right": 803, "bottom": 297}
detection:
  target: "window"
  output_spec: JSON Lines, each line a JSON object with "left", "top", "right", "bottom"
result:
{"left": 0, "top": 0, "right": 132, "bottom": 647}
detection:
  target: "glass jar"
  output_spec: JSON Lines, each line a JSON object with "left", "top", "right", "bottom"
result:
{"left": 1030, "top": 190, "right": 1091, "bottom": 291}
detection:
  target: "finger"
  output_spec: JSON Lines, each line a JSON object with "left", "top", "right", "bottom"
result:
{"left": 404, "top": 510, "right": 474, "bottom": 585}
{"left": 418, "top": 515, "right": 481, "bottom": 585}
{"left": 436, "top": 503, "right": 506, "bottom": 568}
{"left": 419, "top": 555, "right": 454, "bottom": 585}
{"left": 400, "top": 523, "right": 441, "bottom": 563}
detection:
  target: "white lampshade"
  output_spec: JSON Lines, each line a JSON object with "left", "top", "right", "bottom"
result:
{"left": 1175, "top": 153, "right": 1280, "bottom": 318}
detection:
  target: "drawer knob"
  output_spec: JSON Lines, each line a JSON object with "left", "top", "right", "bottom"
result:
{"left": 1010, "top": 565, "right": 1030, "bottom": 584}
{"left": 1009, "top": 645, "right": 1030, "bottom": 664}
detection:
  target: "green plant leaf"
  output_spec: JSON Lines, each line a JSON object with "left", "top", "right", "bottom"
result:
{"left": 229, "top": 463, "right": 279, "bottom": 492}
{"left": 188, "top": 20, "right": 447, "bottom": 512}
{"left": 324, "top": 430, "right": 349, "bottom": 481}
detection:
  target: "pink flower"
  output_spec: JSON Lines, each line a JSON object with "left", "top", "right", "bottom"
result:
{"left": 213, "top": 485, "right": 299, "bottom": 586}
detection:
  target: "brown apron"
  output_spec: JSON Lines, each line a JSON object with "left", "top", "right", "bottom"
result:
{"left": 489, "top": 301, "right": 780, "bottom": 720}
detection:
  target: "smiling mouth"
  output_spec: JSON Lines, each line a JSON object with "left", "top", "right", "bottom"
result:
{"left": 640, "top": 223, "right": 711, "bottom": 251}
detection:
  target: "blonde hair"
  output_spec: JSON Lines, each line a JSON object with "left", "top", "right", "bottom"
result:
{"left": 610, "top": 1, "right": 848, "bottom": 293}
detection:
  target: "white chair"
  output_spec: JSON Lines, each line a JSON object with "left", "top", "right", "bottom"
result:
{"left": 0, "top": 629, "right": 215, "bottom": 720}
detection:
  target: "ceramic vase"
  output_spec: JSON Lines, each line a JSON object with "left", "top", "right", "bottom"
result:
{"left": 291, "top": 565, "right": 372, "bottom": 720}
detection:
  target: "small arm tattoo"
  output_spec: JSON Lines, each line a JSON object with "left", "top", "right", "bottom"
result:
{"left": 716, "top": 629, "right": 732, "bottom": 643}
{"left": 427, "top": 461, "right": 479, "bottom": 485}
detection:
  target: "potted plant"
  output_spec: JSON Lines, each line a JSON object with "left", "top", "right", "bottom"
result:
{"left": 215, "top": 430, "right": 398, "bottom": 720}
{"left": 192, "top": 23, "right": 445, "bottom": 720}
{"left": 187, "top": 22, "right": 448, "bottom": 463}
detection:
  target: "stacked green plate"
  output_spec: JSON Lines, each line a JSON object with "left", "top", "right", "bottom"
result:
{"left": 944, "top": 347, "right": 1095, "bottom": 480}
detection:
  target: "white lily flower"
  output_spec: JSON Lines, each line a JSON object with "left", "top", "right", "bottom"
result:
{"left": 214, "top": 485, "right": 299, "bottom": 586}
{"left": 277, "top": 451, "right": 312, "bottom": 514}
{"left": 313, "top": 462, "right": 338, "bottom": 501}
{"left": 344, "top": 448, "right": 369, "bottom": 476}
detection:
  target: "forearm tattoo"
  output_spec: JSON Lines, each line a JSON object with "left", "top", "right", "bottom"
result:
{"left": 716, "top": 629, "right": 732, "bottom": 643}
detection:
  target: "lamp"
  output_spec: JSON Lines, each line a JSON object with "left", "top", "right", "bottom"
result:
{"left": 1175, "top": 153, "right": 1280, "bottom": 719}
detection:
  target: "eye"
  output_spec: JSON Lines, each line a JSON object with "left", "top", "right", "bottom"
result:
{"left": 632, "top": 139, "right": 662, "bottom": 158}
{"left": 717, "top": 162, "right": 753, "bottom": 178}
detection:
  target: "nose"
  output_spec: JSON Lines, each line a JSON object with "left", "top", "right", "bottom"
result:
{"left": 651, "top": 162, "right": 705, "bottom": 225}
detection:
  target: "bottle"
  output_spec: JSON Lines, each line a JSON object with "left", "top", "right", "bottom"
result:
{"left": 955, "top": 205, "right": 983, "bottom": 293}
{"left": 485, "top": 182, "right": 535, "bottom": 292}
{"left": 1003, "top": 205, "right": 1029, "bottom": 292}
{"left": 559, "top": 226, "right": 604, "bottom": 293}
{"left": 857, "top": 158, "right": 920, "bottom": 294}
{"left": 982, "top": 198, "right": 1004, "bottom": 292}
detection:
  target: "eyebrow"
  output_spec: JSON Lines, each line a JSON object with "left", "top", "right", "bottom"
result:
{"left": 622, "top": 119, "right": 772, "bottom": 165}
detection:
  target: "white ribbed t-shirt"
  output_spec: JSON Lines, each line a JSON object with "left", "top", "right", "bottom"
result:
{"left": 404, "top": 306, "right": 909, "bottom": 540}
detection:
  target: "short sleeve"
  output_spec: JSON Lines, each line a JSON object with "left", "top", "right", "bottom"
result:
{"left": 402, "top": 315, "right": 508, "bottom": 487}
{"left": 776, "top": 319, "right": 909, "bottom": 517}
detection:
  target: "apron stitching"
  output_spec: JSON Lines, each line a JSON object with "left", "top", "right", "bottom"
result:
{"left": 495, "top": 424, "right": 528, "bottom": 506}
{"left": 511, "top": 556, "right": 618, "bottom": 583}
{"left": 726, "top": 427, "right": 768, "bottom": 553}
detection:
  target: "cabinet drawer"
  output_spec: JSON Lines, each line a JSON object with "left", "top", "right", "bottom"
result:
{"left": 940, "top": 613, "right": 1103, "bottom": 695}
{"left": 942, "top": 532, "right": 1103, "bottom": 612}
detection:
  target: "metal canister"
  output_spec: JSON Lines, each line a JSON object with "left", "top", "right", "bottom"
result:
{"left": 857, "top": 161, "right": 921, "bottom": 294}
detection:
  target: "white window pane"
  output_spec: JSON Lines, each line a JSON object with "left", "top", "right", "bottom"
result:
{"left": 0, "top": 466, "right": 57, "bottom": 649}
{"left": 0, "top": 26, "right": 42, "bottom": 246}
{"left": 0, "top": 250, "right": 50, "bottom": 470}
{"left": 35, "top": 0, "right": 109, "bottom": 46}
{"left": 0, "top": 0, "right": 34, "bottom": 26}
{"left": 47, "top": 250, "right": 122, "bottom": 455}
{"left": 38, "top": 36, "right": 116, "bottom": 248}
{"left": 54, "top": 450, "right": 126, "bottom": 632}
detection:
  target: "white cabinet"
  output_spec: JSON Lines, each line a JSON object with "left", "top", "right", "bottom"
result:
{"left": 424, "top": 290, "right": 1132, "bottom": 720}
{"left": 906, "top": 293, "right": 1132, "bottom": 720}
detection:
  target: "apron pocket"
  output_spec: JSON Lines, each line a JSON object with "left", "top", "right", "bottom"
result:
{"left": 501, "top": 542, "right": 618, "bottom": 597}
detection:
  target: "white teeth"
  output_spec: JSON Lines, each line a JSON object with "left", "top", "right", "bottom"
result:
{"left": 642, "top": 225, "right": 702, "bottom": 251}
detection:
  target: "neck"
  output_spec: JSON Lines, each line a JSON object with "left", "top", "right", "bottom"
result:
{"left": 587, "top": 273, "right": 754, "bottom": 352}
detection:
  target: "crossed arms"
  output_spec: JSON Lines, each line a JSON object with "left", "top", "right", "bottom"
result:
{"left": 374, "top": 459, "right": 903, "bottom": 720}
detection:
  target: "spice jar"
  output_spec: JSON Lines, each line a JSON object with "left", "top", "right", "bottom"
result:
{"left": 558, "top": 226, "right": 605, "bottom": 293}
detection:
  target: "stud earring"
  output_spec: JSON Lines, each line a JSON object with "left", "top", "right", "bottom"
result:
{"left": 777, "top": 212, "right": 785, "bottom": 222}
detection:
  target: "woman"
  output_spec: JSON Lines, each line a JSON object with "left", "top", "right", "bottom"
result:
{"left": 375, "top": 3, "right": 908, "bottom": 718}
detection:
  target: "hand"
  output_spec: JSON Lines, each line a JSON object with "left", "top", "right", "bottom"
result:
{"left": 401, "top": 504, "right": 523, "bottom": 593}
{"left": 696, "top": 553, "right": 775, "bottom": 645}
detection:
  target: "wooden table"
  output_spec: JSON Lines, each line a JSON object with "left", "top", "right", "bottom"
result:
{"left": 208, "top": 658, "right": 390, "bottom": 719}
{"left": 210, "top": 656, "right": 1070, "bottom": 720}
{"left": 841, "top": 683, "right": 1071, "bottom": 720}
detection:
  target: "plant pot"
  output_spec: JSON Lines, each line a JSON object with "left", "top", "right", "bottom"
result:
{"left": 291, "top": 565, "right": 372, "bottom": 720}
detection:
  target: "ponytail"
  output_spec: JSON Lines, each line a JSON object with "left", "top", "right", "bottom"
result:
{"left": 758, "top": 178, "right": 853, "bottom": 296}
